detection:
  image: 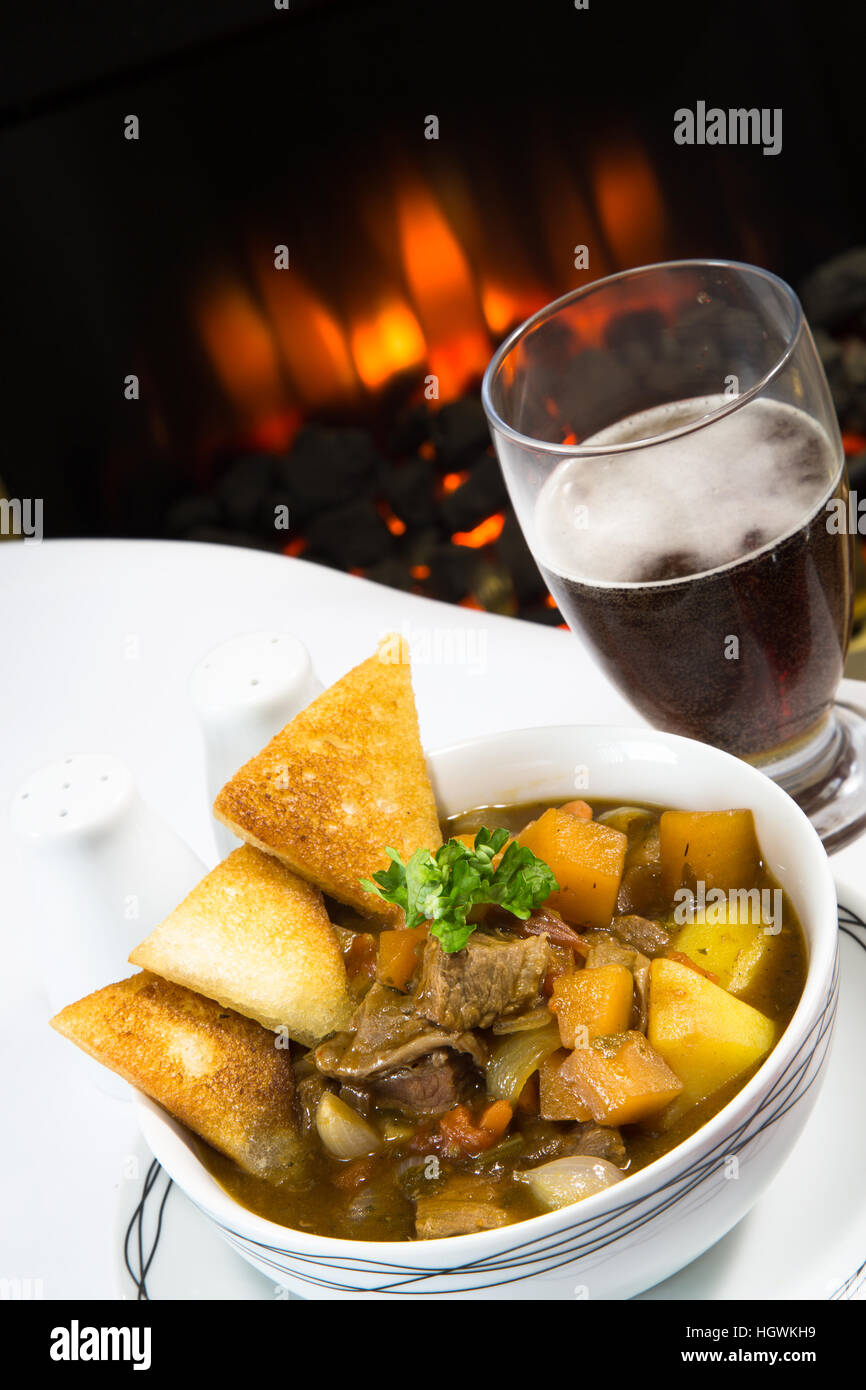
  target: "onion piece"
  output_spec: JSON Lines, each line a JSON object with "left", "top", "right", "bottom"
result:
{"left": 492, "top": 1004, "right": 555, "bottom": 1035}
{"left": 516, "top": 1155, "right": 625, "bottom": 1209}
{"left": 486, "top": 1021, "right": 561, "bottom": 1103}
{"left": 315, "top": 1092, "right": 383, "bottom": 1159}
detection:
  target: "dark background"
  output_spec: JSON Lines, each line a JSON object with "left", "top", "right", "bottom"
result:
{"left": 1, "top": 0, "right": 865, "bottom": 542}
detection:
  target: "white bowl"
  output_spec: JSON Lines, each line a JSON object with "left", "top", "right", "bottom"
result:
{"left": 137, "top": 724, "right": 839, "bottom": 1300}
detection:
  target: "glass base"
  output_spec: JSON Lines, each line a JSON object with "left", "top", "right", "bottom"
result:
{"left": 756, "top": 703, "right": 866, "bottom": 852}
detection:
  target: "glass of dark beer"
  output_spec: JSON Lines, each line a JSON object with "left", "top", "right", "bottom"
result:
{"left": 482, "top": 260, "right": 865, "bottom": 847}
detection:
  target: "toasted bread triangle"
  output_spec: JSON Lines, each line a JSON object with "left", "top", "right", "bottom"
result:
{"left": 213, "top": 639, "right": 441, "bottom": 921}
{"left": 129, "top": 845, "right": 353, "bottom": 1047}
{"left": 50, "top": 973, "right": 307, "bottom": 1179}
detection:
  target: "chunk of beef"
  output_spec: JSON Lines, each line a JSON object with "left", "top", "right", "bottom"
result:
{"left": 345, "top": 1178, "right": 413, "bottom": 1233}
{"left": 630, "top": 953, "right": 650, "bottom": 1033}
{"left": 314, "top": 982, "right": 485, "bottom": 1081}
{"left": 610, "top": 913, "right": 671, "bottom": 958}
{"left": 369, "top": 1050, "right": 478, "bottom": 1116}
{"left": 616, "top": 863, "right": 669, "bottom": 918}
{"left": 415, "top": 932, "right": 549, "bottom": 1031}
{"left": 295, "top": 1072, "right": 330, "bottom": 1134}
{"left": 338, "top": 1082, "right": 373, "bottom": 1117}
{"left": 559, "top": 1121, "right": 628, "bottom": 1168}
{"left": 414, "top": 1174, "right": 513, "bottom": 1239}
{"left": 583, "top": 931, "right": 637, "bottom": 969}
{"left": 518, "top": 1117, "right": 627, "bottom": 1168}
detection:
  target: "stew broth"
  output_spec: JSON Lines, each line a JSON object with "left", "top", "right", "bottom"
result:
{"left": 198, "top": 798, "right": 807, "bottom": 1241}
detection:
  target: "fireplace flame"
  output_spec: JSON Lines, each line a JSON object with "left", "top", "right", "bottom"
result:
{"left": 194, "top": 145, "right": 676, "bottom": 447}
{"left": 480, "top": 283, "right": 551, "bottom": 337}
{"left": 254, "top": 266, "right": 358, "bottom": 408}
{"left": 593, "top": 146, "right": 668, "bottom": 270}
{"left": 396, "top": 182, "right": 490, "bottom": 400}
{"left": 350, "top": 299, "right": 426, "bottom": 391}
{"left": 197, "top": 282, "right": 287, "bottom": 422}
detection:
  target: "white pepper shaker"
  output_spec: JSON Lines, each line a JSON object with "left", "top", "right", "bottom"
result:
{"left": 189, "top": 631, "right": 322, "bottom": 859}
{"left": 10, "top": 754, "right": 207, "bottom": 1097}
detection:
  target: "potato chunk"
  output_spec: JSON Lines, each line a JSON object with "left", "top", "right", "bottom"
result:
{"left": 538, "top": 1050, "right": 592, "bottom": 1121}
{"left": 672, "top": 899, "right": 776, "bottom": 997}
{"left": 659, "top": 809, "right": 761, "bottom": 894}
{"left": 558, "top": 1031, "right": 683, "bottom": 1126}
{"left": 648, "top": 958, "right": 776, "bottom": 1127}
{"left": 551, "top": 964, "right": 634, "bottom": 1046}
{"left": 519, "top": 809, "right": 626, "bottom": 928}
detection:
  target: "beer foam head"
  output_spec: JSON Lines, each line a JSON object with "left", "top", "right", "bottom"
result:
{"left": 535, "top": 395, "right": 840, "bottom": 585}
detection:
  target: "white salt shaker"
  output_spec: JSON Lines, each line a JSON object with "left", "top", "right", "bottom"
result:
{"left": 189, "top": 631, "right": 322, "bottom": 859}
{"left": 10, "top": 755, "right": 207, "bottom": 1097}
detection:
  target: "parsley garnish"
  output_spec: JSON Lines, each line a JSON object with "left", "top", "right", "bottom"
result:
{"left": 360, "top": 828, "right": 559, "bottom": 953}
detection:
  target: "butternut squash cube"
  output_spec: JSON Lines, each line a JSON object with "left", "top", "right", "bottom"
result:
{"left": 558, "top": 1031, "right": 683, "bottom": 1126}
{"left": 648, "top": 958, "right": 776, "bottom": 1128}
{"left": 551, "top": 964, "right": 634, "bottom": 1046}
{"left": 659, "top": 809, "right": 761, "bottom": 895}
{"left": 377, "top": 925, "right": 428, "bottom": 991}
{"left": 538, "top": 1050, "right": 593, "bottom": 1121}
{"left": 519, "top": 809, "right": 626, "bottom": 928}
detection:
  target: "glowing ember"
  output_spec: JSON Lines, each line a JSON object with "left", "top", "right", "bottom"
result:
{"left": 452, "top": 512, "right": 506, "bottom": 548}
{"left": 377, "top": 500, "right": 407, "bottom": 536}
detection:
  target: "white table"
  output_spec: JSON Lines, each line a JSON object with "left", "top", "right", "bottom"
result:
{"left": 1, "top": 539, "right": 863, "bottom": 1298}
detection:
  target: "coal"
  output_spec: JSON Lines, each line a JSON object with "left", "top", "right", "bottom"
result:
{"left": 400, "top": 525, "right": 442, "bottom": 568}
{"left": 847, "top": 451, "right": 866, "bottom": 492}
{"left": 526, "top": 603, "right": 568, "bottom": 627}
{"left": 497, "top": 510, "right": 547, "bottom": 603}
{"left": 304, "top": 498, "right": 393, "bottom": 568}
{"left": 438, "top": 454, "right": 508, "bottom": 531}
{"left": 387, "top": 402, "right": 434, "bottom": 457}
{"left": 215, "top": 453, "right": 276, "bottom": 530}
{"left": 425, "top": 543, "right": 484, "bottom": 603}
{"left": 800, "top": 249, "right": 866, "bottom": 330}
{"left": 605, "top": 307, "right": 669, "bottom": 366}
{"left": 430, "top": 397, "right": 491, "bottom": 467}
{"left": 364, "top": 557, "right": 416, "bottom": 592}
{"left": 507, "top": 347, "right": 635, "bottom": 444}
{"left": 814, "top": 331, "right": 866, "bottom": 433}
{"left": 155, "top": 389, "right": 605, "bottom": 618}
{"left": 472, "top": 558, "right": 517, "bottom": 615}
{"left": 275, "top": 426, "right": 383, "bottom": 511}
{"left": 381, "top": 456, "right": 437, "bottom": 529}
{"left": 165, "top": 494, "right": 221, "bottom": 537}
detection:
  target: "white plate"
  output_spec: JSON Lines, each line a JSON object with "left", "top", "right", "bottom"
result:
{"left": 114, "top": 885, "right": 866, "bottom": 1302}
